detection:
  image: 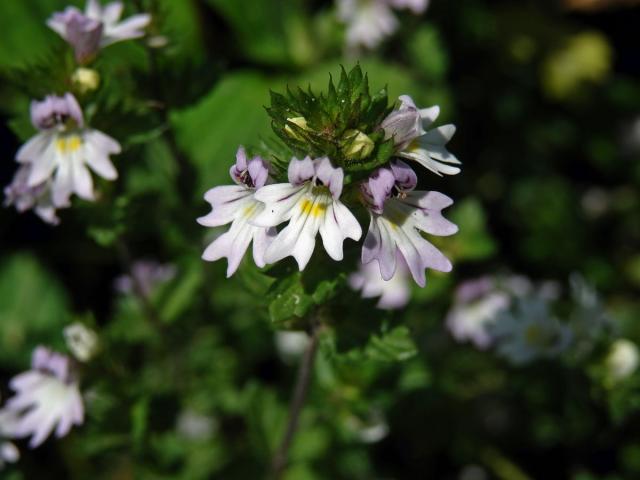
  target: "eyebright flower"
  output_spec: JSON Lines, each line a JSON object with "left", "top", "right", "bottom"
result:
{"left": 3, "top": 164, "right": 66, "bottom": 225}
{"left": 252, "top": 156, "right": 362, "bottom": 270}
{"left": 13, "top": 93, "right": 120, "bottom": 211}
{"left": 114, "top": 260, "right": 177, "bottom": 296}
{"left": 489, "top": 299, "right": 572, "bottom": 366}
{"left": 198, "top": 147, "right": 276, "bottom": 277}
{"left": 48, "top": 0, "right": 151, "bottom": 63}
{"left": 381, "top": 95, "right": 461, "bottom": 176}
{"left": 337, "top": 0, "right": 429, "bottom": 50}
{"left": 361, "top": 160, "right": 457, "bottom": 287}
{"left": 2, "top": 347, "right": 84, "bottom": 448}
{"left": 349, "top": 255, "right": 411, "bottom": 310}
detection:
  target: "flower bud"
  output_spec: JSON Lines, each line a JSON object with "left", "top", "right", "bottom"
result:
{"left": 284, "top": 116, "right": 310, "bottom": 140}
{"left": 64, "top": 323, "right": 99, "bottom": 362}
{"left": 342, "top": 129, "right": 374, "bottom": 160}
{"left": 606, "top": 339, "right": 639, "bottom": 383}
{"left": 72, "top": 67, "right": 100, "bottom": 94}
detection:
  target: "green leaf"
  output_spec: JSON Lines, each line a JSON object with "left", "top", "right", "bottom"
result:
{"left": 445, "top": 197, "right": 497, "bottom": 262}
{"left": 364, "top": 326, "right": 418, "bottom": 363}
{"left": 170, "top": 73, "right": 273, "bottom": 194}
{"left": 0, "top": 253, "right": 71, "bottom": 366}
{"left": 267, "top": 272, "right": 314, "bottom": 327}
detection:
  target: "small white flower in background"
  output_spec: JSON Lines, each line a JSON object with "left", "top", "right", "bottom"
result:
{"left": 606, "top": 339, "right": 639, "bottom": 383}
{"left": 48, "top": 0, "right": 151, "bottom": 63}
{"left": 198, "top": 147, "right": 277, "bottom": 277}
{"left": 489, "top": 299, "right": 572, "bottom": 366}
{"left": 6, "top": 93, "right": 120, "bottom": 220}
{"left": 114, "top": 260, "right": 177, "bottom": 296}
{"left": 345, "top": 409, "right": 389, "bottom": 444}
{"left": 382, "top": 95, "right": 461, "bottom": 176}
{"left": 2, "top": 347, "right": 84, "bottom": 448}
{"left": 176, "top": 410, "right": 217, "bottom": 442}
{"left": 361, "top": 160, "right": 457, "bottom": 287}
{"left": 349, "top": 254, "right": 411, "bottom": 310}
{"left": 0, "top": 404, "right": 20, "bottom": 470}
{"left": 337, "top": 0, "right": 429, "bottom": 51}
{"left": 275, "top": 331, "right": 310, "bottom": 364}
{"left": 252, "top": 156, "right": 362, "bottom": 271}
{"left": 64, "top": 323, "right": 99, "bottom": 362}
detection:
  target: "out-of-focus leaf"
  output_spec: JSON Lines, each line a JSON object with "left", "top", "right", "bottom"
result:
{"left": 170, "top": 73, "right": 272, "bottom": 193}
{"left": 444, "top": 197, "right": 496, "bottom": 262}
{"left": 0, "top": 253, "right": 71, "bottom": 365}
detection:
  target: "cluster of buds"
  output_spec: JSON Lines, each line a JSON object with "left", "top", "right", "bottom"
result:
{"left": 200, "top": 67, "right": 461, "bottom": 307}
{"left": 4, "top": 1, "right": 152, "bottom": 224}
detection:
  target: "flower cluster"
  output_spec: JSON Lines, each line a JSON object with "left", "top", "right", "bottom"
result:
{"left": 200, "top": 89, "right": 460, "bottom": 303}
{"left": 3, "top": 0, "right": 151, "bottom": 225}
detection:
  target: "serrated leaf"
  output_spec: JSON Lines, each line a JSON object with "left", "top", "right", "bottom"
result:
{"left": 268, "top": 273, "right": 314, "bottom": 326}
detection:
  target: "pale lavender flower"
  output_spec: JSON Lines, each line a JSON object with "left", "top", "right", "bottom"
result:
{"left": 489, "top": 299, "right": 572, "bottom": 366}
{"left": 446, "top": 277, "right": 511, "bottom": 349}
{"left": 337, "top": 0, "right": 429, "bottom": 50}
{"left": 381, "top": 95, "right": 460, "bottom": 176}
{"left": 4, "top": 164, "right": 66, "bottom": 225}
{"left": 361, "top": 160, "right": 457, "bottom": 287}
{"left": 48, "top": 0, "right": 151, "bottom": 62}
{"left": 252, "top": 156, "right": 362, "bottom": 271}
{"left": 115, "top": 260, "right": 177, "bottom": 296}
{"left": 198, "top": 147, "right": 277, "bottom": 276}
{"left": 2, "top": 347, "right": 84, "bottom": 448}
{"left": 349, "top": 254, "right": 411, "bottom": 309}
{"left": 13, "top": 93, "right": 120, "bottom": 210}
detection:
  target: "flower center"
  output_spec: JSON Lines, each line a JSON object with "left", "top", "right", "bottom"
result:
{"left": 56, "top": 135, "right": 82, "bottom": 154}
{"left": 300, "top": 198, "right": 328, "bottom": 218}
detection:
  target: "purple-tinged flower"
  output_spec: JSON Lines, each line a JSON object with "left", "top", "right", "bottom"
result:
{"left": 48, "top": 0, "right": 151, "bottom": 62}
{"left": 4, "top": 165, "right": 67, "bottom": 225}
{"left": 252, "top": 156, "right": 362, "bottom": 270}
{"left": 337, "top": 0, "right": 429, "bottom": 50}
{"left": 349, "top": 254, "right": 411, "bottom": 309}
{"left": 361, "top": 160, "right": 457, "bottom": 287}
{"left": 11, "top": 93, "right": 120, "bottom": 211}
{"left": 114, "top": 260, "right": 177, "bottom": 297}
{"left": 446, "top": 277, "right": 511, "bottom": 349}
{"left": 445, "top": 275, "right": 559, "bottom": 349}
{"left": 2, "top": 347, "right": 83, "bottom": 448}
{"left": 198, "top": 147, "right": 276, "bottom": 276}
{"left": 381, "top": 95, "right": 461, "bottom": 176}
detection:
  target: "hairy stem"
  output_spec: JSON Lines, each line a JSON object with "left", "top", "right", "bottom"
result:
{"left": 270, "top": 320, "right": 322, "bottom": 478}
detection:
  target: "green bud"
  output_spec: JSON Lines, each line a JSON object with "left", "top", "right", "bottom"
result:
{"left": 342, "top": 129, "right": 374, "bottom": 160}
{"left": 284, "top": 116, "right": 310, "bottom": 141}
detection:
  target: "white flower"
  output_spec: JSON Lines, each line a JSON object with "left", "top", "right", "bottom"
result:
{"left": 361, "top": 161, "right": 457, "bottom": 287}
{"left": 15, "top": 93, "right": 120, "bottom": 209}
{"left": 3, "top": 347, "right": 84, "bottom": 448}
{"left": 337, "top": 0, "right": 429, "bottom": 50}
{"left": 198, "top": 147, "right": 276, "bottom": 277}
{"left": 349, "top": 255, "right": 411, "bottom": 309}
{"left": 381, "top": 95, "right": 461, "bottom": 176}
{"left": 606, "top": 339, "right": 639, "bottom": 383}
{"left": 48, "top": 0, "right": 151, "bottom": 62}
{"left": 64, "top": 323, "right": 99, "bottom": 362}
{"left": 252, "top": 156, "right": 362, "bottom": 270}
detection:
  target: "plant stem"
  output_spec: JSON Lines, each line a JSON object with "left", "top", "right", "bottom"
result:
{"left": 270, "top": 320, "right": 322, "bottom": 478}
